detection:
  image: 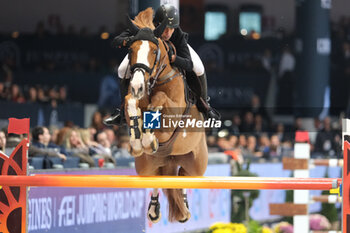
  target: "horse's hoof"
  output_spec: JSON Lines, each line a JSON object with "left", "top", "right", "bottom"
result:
{"left": 147, "top": 104, "right": 163, "bottom": 111}
{"left": 147, "top": 195, "right": 161, "bottom": 223}
{"left": 148, "top": 212, "right": 161, "bottom": 223}
{"left": 144, "top": 138, "right": 159, "bottom": 155}
{"left": 178, "top": 212, "right": 191, "bottom": 223}
{"left": 131, "top": 147, "right": 143, "bottom": 157}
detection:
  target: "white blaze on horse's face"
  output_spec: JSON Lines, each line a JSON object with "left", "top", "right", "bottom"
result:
{"left": 131, "top": 40, "right": 150, "bottom": 99}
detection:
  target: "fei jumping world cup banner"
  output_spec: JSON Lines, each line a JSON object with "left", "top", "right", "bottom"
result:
{"left": 28, "top": 164, "right": 231, "bottom": 233}
{"left": 28, "top": 169, "right": 145, "bottom": 233}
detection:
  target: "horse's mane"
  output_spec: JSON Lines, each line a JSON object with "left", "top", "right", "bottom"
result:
{"left": 133, "top": 7, "right": 155, "bottom": 30}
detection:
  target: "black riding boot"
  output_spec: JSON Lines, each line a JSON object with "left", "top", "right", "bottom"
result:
{"left": 103, "top": 78, "right": 130, "bottom": 126}
{"left": 198, "top": 73, "right": 221, "bottom": 120}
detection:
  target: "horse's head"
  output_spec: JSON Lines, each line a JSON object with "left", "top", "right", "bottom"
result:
{"left": 126, "top": 17, "right": 167, "bottom": 100}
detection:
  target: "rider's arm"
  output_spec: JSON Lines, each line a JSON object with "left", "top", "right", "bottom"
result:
{"left": 171, "top": 28, "right": 193, "bottom": 71}
{"left": 111, "top": 29, "right": 133, "bottom": 48}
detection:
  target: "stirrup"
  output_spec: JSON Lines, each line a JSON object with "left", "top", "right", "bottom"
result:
{"left": 207, "top": 107, "right": 221, "bottom": 120}
{"left": 147, "top": 194, "right": 161, "bottom": 222}
{"left": 103, "top": 109, "right": 125, "bottom": 126}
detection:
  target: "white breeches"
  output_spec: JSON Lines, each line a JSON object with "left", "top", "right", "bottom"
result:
{"left": 118, "top": 44, "right": 205, "bottom": 79}
{"left": 187, "top": 44, "right": 205, "bottom": 76}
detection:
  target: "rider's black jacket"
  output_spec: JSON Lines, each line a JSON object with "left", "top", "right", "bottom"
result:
{"left": 111, "top": 27, "right": 193, "bottom": 72}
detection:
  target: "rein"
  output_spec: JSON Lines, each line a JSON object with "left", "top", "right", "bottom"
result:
{"left": 147, "top": 40, "right": 182, "bottom": 94}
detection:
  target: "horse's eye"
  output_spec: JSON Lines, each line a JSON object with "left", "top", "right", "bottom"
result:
{"left": 154, "top": 50, "right": 157, "bottom": 54}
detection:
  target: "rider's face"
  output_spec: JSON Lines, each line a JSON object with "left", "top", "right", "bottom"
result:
{"left": 161, "top": 27, "right": 175, "bottom": 41}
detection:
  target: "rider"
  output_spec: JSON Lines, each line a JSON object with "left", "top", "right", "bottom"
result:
{"left": 104, "top": 4, "right": 220, "bottom": 126}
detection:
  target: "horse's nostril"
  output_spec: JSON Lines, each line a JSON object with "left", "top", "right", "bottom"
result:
{"left": 132, "top": 87, "right": 135, "bottom": 94}
{"left": 140, "top": 86, "right": 143, "bottom": 92}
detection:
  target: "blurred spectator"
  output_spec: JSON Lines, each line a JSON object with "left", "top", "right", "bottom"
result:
{"left": 250, "top": 94, "right": 262, "bottom": 115}
{"left": 254, "top": 114, "right": 268, "bottom": 135}
{"left": 98, "top": 74, "right": 121, "bottom": 109}
{"left": 58, "top": 86, "right": 68, "bottom": 104}
{"left": 79, "top": 128, "right": 115, "bottom": 165}
{"left": 48, "top": 87, "right": 59, "bottom": 107}
{"left": 217, "top": 135, "right": 231, "bottom": 152}
{"left": 240, "top": 111, "right": 255, "bottom": 133}
{"left": 0, "top": 130, "right": 6, "bottom": 153}
{"left": 55, "top": 127, "right": 71, "bottom": 145}
{"left": 95, "top": 131, "right": 112, "bottom": 155}
{"left": 314, "top": 117, "right": 337, "bottom": 156}
{"left": 90, "top": 111, "right": 105, "bottom": 131}
{"left": 31, "top": 126, "right": 67, "bottom": 161}
{"left": 103, "top": 128, "right": 118, "bottom": 148}
{"left": 49, "top": 126, "right": 60, "bottom": 144}
{"left": 27, "top": 86, "right": 38, "bottom": 103}
{"left": 243, "top": 135, "right": 263, "bottom": 157}
{"left": 95, "top": 130, "right": 116, "bottom": 165}
{"left": 62, "top": 128, "right": 95, "bottom": 167}
{"left": 293, "top": 117, "right": 304, "bottom": 132}
{"left": 207, "top": 135, "right": 219, "bottom": 152}
{"left": 275, "top": 123, "right": 293, "bottom": 147}
{"left": 228, "top": 135, "right": 239, "bottom": 150}
{"left": 258, "top": 133, "right": 271, "bottom": 158}
{"left": 238, "top": 134, "right": 247, "bottom": 151}
{"left": 230, "top": 114, "right": 241, "bottom": 135}
{"left": 1, "top": 60, "right": 14, "bottom": 87}
{"left": 113, "top": 135, "right": 131, "bottom": 158}
{"left": 37, "top": 87, "right": 49, "bottom": 104}
{"left": 0, "top": 82, "right": 7, "bottom": 100}
{"left": 9, "top": 84, "right": 25, "bottom": 103}
{"left": 269, "top": 134, "right": 282, "bottom": 157}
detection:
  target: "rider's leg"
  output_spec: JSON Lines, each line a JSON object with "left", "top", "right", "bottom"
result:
{"left": 103, "top": 55, "right": 130, "bottom": 126}
{"left": 187, "top": 45, "right": 221, "bottom": 120}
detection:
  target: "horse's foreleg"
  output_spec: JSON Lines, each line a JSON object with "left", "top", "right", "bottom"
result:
{"left": 142, "top": 129, "right": 159, "bottom": 154}
{"left": 126, "top": 96, "right": 143, "bottom": 157}
{"left": 143, "top": 91, "right": 176, "bottom": 153}
{"left": 148, "top": 188, "right": 161, "bottom": 223}
{"left": 147, "top": 91, "right": 168, "bottom": 111}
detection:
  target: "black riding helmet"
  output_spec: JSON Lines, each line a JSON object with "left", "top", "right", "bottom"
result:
{"left": 153, "top": 4, "right": 179, "bottom": 28}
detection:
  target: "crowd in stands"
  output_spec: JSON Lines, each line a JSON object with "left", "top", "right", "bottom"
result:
{"left": 208, "top": 115, "right": 342, "bottom": 162}
{"left": 205, "top": 94, "right": 343, "bottom": 162}
{"left": 0, "top": 62, "right": 68, "bottom": 107}
{"left": 0, "top": 112, "right": 132, "bottom": 169}
{"left": 0, "top": 96, "right": 344, "bottom": 170}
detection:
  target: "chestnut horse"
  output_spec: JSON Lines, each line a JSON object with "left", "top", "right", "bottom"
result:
{"left": 124, "top": 8, "right": 208, "bottom": 223}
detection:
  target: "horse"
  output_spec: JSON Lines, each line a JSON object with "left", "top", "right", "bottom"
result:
{"left": 123, "top": 8, "right": 208, "bottom": 223}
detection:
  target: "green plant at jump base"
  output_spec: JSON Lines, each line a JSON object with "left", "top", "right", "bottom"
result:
{"left": 231, "top": 160, "right": 259, "bottom": 223}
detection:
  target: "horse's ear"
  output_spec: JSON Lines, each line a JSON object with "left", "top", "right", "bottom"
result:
{"left": 126, "top": 15, "right": 140, "bottom": 35}
{"left": 153, "top": 18, "right": 168, "bottom": 38}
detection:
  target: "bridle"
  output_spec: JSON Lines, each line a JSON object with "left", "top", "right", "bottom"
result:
{"left": 128, "top": 33, "right": 176, "bottom": 96}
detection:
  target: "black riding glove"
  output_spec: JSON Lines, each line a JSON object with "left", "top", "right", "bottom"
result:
{"left": 123, "top": 36, "right": 134, "bottom": 47}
